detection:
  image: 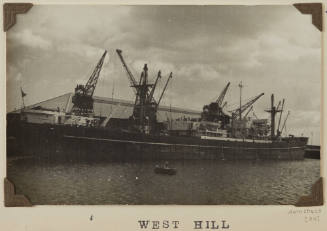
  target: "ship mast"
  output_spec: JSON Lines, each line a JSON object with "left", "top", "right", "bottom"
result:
{"left": 265, "top": 94, "right": 282, "bottom": 140}
{"left": 132, "top": 64, "right": 154, "bottom": 131}
{"left": 238, "top": 81, "right": 243, "bottom": 120}
{"left": 116, "top": 49, "right": 172, "bottom": 134}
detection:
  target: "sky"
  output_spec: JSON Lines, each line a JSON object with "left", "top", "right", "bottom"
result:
{"left": 6, "top": 5, "right": 321, "bottom": 144}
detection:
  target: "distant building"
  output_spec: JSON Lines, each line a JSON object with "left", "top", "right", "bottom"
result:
{"left": 21, "top": 109, "right": 66, "bottom": 125}
{"left": 8, "top": 93, "right": 201, "bottom": 122}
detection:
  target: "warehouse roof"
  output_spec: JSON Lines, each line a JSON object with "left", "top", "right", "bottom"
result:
{"left": 11, "top": 93, "right": 201, "bottom": 122}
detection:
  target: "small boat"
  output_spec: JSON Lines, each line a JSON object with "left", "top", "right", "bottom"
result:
{"left": 154, "top": 165, "right": 177, "bottom": 175}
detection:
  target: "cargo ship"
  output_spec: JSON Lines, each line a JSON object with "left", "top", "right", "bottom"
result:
{"left": 7, "top": 50, "right": 308, "bottom": 161}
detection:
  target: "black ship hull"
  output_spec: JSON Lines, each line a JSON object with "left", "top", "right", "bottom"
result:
{"left": 7, "top": 122, "right": 308, "bottom": 161}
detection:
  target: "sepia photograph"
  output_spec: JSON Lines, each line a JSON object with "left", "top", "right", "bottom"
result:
{"left": 5, "top": 4, "right": 321, "bottom": 206}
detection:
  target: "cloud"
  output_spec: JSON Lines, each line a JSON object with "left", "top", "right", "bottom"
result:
{"left": 5, "top": 5, "right": 321, "bottom": 143}
{"left": 15, "top": 72, "right": 22, "bottom": 81}
{"left": 56, "top": 42, "right": 103, "bottom": 60}
{"left": 8, "top": 29, "right": 52, "bottom": 50}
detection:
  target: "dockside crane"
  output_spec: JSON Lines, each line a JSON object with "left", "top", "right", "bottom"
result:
{"left": 116, "top": 49, "right": 157, "bottom": 104}
{"left": 132, "top": 66, "right": 172, "bottom": 133}
{"left": 230, "top": 93, "right": 264, "bottom": 120}
{"left": 71, "top": 50, "right": 107, "bottom": 116}
{"left": 116, "top": 49, "right": 138, "bottom": 93}
{"left": 201, "top": 82, "right": 231, "bottom": 125}
{"left": 115, "top": 49, "right": 172, "bottom": 133}
{"left": 222, "top": 101, "right": 227, "bottom": 109}
{"left": 216, "top": 82, "right": 230, "bottom": 107}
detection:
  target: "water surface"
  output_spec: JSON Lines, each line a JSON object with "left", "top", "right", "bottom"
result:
{"left": 7, "top": 158, "right": 320, "bottom": 205}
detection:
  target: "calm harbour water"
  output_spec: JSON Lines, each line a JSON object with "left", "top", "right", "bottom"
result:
{"left": 7, "top": 158, "right": 320, "bottom": 205}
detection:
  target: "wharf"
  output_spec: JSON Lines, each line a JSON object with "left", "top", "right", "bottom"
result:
{"left": 305, "top": 145, "right": 320, "bottom": 159}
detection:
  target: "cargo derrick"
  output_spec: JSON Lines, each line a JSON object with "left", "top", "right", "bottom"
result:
{"left": 157, "top": 72, "right": 172, "bottom": 108}
{"left": 201, "top": 82, "right": 231, "bottom": 128}
{"left": 231, "top": 93, "right": 264, "bottom": 121}
{"left": 244, "top": 105, "right": 254, "bottom": 118}
{"left": 280, "top": 111, "right": 290, "bottom": 135}
{"left": 265, "top": 95, "right": 290, "bottom": 139}
{"left": 229, "top": 92, "right": 264, "bottom": 138}
{"left": 243, "top": 106, "right": 269, "bottom": 139}
{"left": 71, "top": 50, "right": 107, "bottom": 116}
{"left": 116, "top": 49, "right": 172, "bottom": 134}
{"left": 276, "top": 99, "right": 285, "bottom": 137}
{"left": 132, "top": 64, "right": 156, "bottom": 133}
{"left": 132, "top": 67, "right": 172, "bottom": 134}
